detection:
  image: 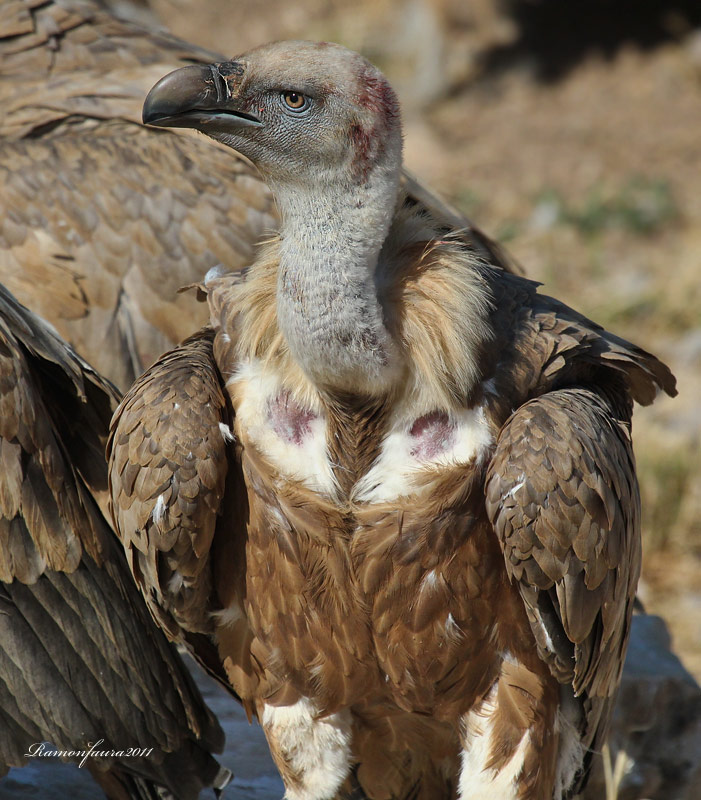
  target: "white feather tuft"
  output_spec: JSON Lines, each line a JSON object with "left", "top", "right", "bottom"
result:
{"left": 211, "top": 604, "right": 243, "bottom": 628}
{"left": 262, "top": 698, "right": 352, "bottom": 800}
{"left": 219, "top": 422, "right": 235, "bottom": 442}
{"left": 151, "top": 493, "right": 167, "bottom": 526}
{"left": 204, "top": 264, "right": 227, "bottom": 285}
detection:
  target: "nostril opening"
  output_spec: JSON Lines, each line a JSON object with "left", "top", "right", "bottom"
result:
{"left": 212, "top": 61, "right": 245, "bottom": 102}
{"left": 209, "top": 64, "right": 228, "bottom": 103}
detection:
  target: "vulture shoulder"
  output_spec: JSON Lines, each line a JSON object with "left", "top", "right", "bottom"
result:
{"left": 485, "top": 387, "right": 640, "bottom": 761}
{"left": 0, "top": 285, "right": 228, "bottom": 798}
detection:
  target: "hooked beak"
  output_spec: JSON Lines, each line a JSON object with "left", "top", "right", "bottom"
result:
{"left": 142, "top": 63, "right": 262, "bottom": 131}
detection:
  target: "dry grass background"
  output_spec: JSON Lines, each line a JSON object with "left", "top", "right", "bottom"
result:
{"left": 135, "top": 0, "right": 701, "bottom": 678}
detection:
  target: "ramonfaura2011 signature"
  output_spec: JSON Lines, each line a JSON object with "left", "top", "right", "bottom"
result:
{"left": 24, "top": 740, "right": 155, "bottom": 768}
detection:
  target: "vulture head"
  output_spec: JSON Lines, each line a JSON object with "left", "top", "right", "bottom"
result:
{"left": 143, "top": 40, "right": 403, "bottom": 192}
{"left": 144, "top": 40, "right": 407, "bottom": 393}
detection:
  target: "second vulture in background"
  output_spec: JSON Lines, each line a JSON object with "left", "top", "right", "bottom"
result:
{"left": 108, "top": 42, "right": 676, "bottom": 800}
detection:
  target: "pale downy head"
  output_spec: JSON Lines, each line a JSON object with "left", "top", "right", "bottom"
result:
{"left": 143, "top": 41, "right": 407, "bottom": 395}
{"left": 143, "top": 40, "right": 403, "bottom": 193}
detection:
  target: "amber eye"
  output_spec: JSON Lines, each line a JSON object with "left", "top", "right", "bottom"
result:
{"left": 281, "top": 91, "right": 309, "bottom": 112}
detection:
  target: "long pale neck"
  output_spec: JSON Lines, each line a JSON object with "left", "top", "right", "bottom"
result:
{"left": 273, "top": 167, "right": 402, "bottom": 395}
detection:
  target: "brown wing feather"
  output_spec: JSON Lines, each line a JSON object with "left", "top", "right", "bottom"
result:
{"left": 0, "top": 0, "right": 223, "bottom": 138}
{"left": 400, "top": 169, "right": 522, "bottom": 274}
{"left": 0, "top": 285, "right": 227, "bottom": 795}
{"left": 484, "top": 272, "right": 677, "bottom": 418}
{"left": 108, "top": 327, "right": 230, "bottom": 643}
{"left": 485, "top": 384, "right": 641, "bottom": 758}
{"left": 0, "top": 283, "right": 118, "bottom": 580}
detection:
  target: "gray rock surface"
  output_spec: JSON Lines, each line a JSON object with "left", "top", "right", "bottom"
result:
{"left": 585, "top": 613, "right": 701, "bottom": 800}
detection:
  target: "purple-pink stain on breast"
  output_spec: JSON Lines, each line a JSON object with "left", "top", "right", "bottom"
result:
{"left": 409, "top": 411, "right": 456, "bottom": 460}
{"left": 267, "top": 391, "right": 316, "bottom": 445}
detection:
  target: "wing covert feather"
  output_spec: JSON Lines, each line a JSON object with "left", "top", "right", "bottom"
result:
{"left": 108, "top": 328, "right": 230, "bottom": 640}
{"left": 485, "top": 386, "right": 640, "bottom": 707}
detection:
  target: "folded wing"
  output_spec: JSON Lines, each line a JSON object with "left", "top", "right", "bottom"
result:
{"left": 485, "top": 385, "right": 641, "bottom": 779}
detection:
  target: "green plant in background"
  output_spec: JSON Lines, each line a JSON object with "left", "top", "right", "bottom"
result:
{"left": 534, "top": 176, "right": 679, "bottom": 237}
{"left": 494, "top": 219, "right": 522, "bottom": 242}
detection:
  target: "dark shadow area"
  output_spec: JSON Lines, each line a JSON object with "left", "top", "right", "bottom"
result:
{"left": 481, "top": 0, "right": 701, "bottom": 82}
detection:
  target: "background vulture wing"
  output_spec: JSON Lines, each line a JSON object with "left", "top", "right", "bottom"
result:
{"left": 108, "top": 328, "right": 238, "bottom": 690}
{"left": 0, "top": 0, "right": 277, "bottom": 391}
{"left": 0, "top": 285, "right": 227, "bottom": 797}
{"left": 0, "top": 0, "right": 513, "bottom": 391}
{"left": 485, "top": 385, "right": 641, "bottom": 765}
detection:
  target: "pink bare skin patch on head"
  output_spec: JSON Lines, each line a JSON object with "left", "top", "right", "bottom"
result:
{"left": 357, "top": 68, "right": 400, "bottom": 122}
{"left": 409, "top": 411, "right": 456, "bottom": 460}
{"left": 267, "top": 391, "right": 317, "bottom": 445}
{"left": 348, "top": 122, "right": 374, "bottom": 180}
{"left": 349, "top": 65, "right": 399, "bottom": 180}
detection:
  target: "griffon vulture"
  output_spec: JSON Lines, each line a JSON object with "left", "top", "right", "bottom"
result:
{"left": 108, "top": 42, "right": 676, "bottom": 799}
{"left": 0, "top": 283, "right": 229, "bottom": 799}
{"left": 0, "top": 0, "right": 511, "bottom": 392}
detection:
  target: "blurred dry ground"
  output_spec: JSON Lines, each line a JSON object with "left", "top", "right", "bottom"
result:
{"left": 129, "top": 0, "right": 701, "bottom": 677}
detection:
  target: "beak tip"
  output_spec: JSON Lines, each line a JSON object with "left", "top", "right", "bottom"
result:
{"left": 142, "top": 92, "right": 170, "bottom": 127}
{"left": 141, "top": 101, "right": 158, "bottom": 127}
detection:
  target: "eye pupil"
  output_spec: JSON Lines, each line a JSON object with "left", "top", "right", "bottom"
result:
{"left": 283, "top": 91, "right": 306, "bottom": 110}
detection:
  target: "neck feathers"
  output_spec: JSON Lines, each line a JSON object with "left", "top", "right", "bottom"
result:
{"left": 208, "top": 205, "right": 493, "bottom": 411}
{"left": 263, "top": 111, "right": 404, "bottom": 395}
{"left": 273, "top": 167, "right": 402, "bottom": 395}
